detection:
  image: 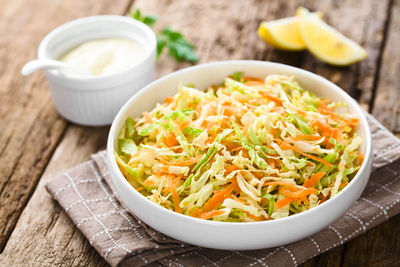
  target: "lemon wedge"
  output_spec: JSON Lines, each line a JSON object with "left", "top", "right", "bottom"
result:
{"left": 258, "top": 17, "right": 305, "bottom": 50}
{"left": 297, "top": 8, "right": 367, "bottom": 66}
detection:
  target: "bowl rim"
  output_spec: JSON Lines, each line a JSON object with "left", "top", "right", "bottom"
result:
{"left": 37, "top": 15, "right": 157, "bottom": 84}
{"left": 107, "top": 60, "right": 372, "bottom": 227}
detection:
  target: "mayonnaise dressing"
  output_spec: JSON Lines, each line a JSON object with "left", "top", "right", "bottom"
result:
{"left": 59, "top": 38, "right": 147, "bottom": 76}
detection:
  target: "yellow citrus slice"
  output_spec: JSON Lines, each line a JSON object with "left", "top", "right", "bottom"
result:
{"left": 258, "top": 17, "right": 305, "bottom": 51}
{"left": 297, "top": 8, "right": 367, "bottom": 66}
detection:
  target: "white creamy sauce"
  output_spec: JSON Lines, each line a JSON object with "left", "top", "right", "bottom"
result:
{"left": 59, "top": 38, "right": 146, "bottom": 76}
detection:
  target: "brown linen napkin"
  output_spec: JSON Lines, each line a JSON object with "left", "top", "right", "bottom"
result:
{"left": 46, "top": 113, "right": 400, "bottom": 267}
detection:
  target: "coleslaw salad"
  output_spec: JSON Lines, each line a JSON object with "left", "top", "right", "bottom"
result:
{"left": 115, "top": 73, "right": 362, "bottom": 222}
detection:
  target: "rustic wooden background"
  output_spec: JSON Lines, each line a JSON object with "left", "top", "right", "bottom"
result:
{"left": 0, "top": 0, "right": 399, "bottom": 266}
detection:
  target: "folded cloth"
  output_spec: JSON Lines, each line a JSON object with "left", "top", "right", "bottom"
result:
{"left": 46, "top": 113, "right": 400, "bottom": 267}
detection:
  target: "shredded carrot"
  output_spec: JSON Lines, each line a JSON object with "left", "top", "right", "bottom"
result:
{"left": 342, "top": 118, "right": 359, "bottom": 127}
{"left": 202, "top": 180, "right": 238, "bottom": 213}
{"left": 252, "top": 171, "right": 264, "bottom": 179}
{"left": 222, "top": 108, "right": 234, "bottom": 117}
{"left": 275, "top": 197, "right": 296, "bottom": 209}
{"left": 231, "top": 146, "right": 244, "bottom": 153}
{"left": 270, "top": 127, "right": 278, "bottom": 137}
{"left": 293, "top": 107, "right": 307, "bottom": 117}
{"left": 296, "top": 134, "right": 322, "bottom": 141}
{"left": 274, "top": 158, "right": 283, "bottom": 168}
{"left": 357, "top": 153, "right": 364, "bottom": 166}
{"left": 270, "top": 107, "right": 286, "bottom": 114}
{"left": 142, "top": 112, "right": 153, "bottom": 123}
{"left": 244, "top": 211, "right": 263, "bottom": 221}
{"left": 318, "top": 192, "right": 329, "bottom": 202}
{"left": 223, "top": 141, "right": 241, "bottom": 151}
{"left": 242, "top": 76, "right": 264, "bottom": 83}
{"left": 164, "top": 96, "right": 174, "bottom": 104}
{"left": 339, "top": 182, "right": 349, "bottom": 190}
{"left": 279, "top": 141, "right": 333, "bottom": 167}
{"left": 225, "top": 164, "right": 239, "bottom": 175}
{"left": 319, "top": 100, "right": 359, "bottom": 127}
{"left": 162, "top": 175, "right": 176, "bottom": 196}
{"left": 160, "top": 155, "right": 202, "bottom": 166}
{"left": 280, "top": 188, "right": 317, "bottom": 200}
{"left": 162, "top": 187, "right": 169, "bottom": 197}
{"left": 199, "top": 210, "right": 225, "bottom": 220}
{"left": 164, "top": 132, "right": 179, "bottom": 147}
{"left": 304, "top": 171, "right": 326, "bottom": 188}
{"left": 314, "top": 118, "right": 345, "bottom": 143}
{"left": 169, "top": 182, "right": 182, "bottom": 213}
{"left": 153, "top": 172, "right": 164, "bottom": 177}
{"left": 178, "top": 120, "right": 190, "bottom": 132}
{"left": 259, "top": 91, "right": 283, "bottom": 105}
{"left": 323, "top": 137, "right": 335, "bottom": 149}
{"left": 190, "top": 207, "right": 201, "bottom": 217}
{"left": 314, "top": 118, "right": 333, "bottom": 134}
{"left": 318, "top": 99, "right": 332, "bottom": 113}
{"left": 161, "top": 166, "right": 170, "bottom": 173}
{"left": 116, "top": 159, "right": 128, "bottom": 177}
{"left": 143, "top": 178, "right": 158, "bottom": 187}
{"left": 244, "top": 81, "right": 264, "bottom": 87}
{"left": 241, "top": 149, "right": 249, "bottom": 158}
{"left": 266, "top": 158, "right": 276, "bottom": 168}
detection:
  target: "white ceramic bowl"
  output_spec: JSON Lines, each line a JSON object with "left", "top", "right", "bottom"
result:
{"left": 107, "top": 60, "right": 372, "bottom": 250}
{"left": 37, "top": 15, "right": 156, "bottom": 126}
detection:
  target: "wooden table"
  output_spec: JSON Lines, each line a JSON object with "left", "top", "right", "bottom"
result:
{"left": 0, "top": 0, "right": 399, "bottom": 266}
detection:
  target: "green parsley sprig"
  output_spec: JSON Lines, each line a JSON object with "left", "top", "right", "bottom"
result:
{"left": 132, "top": 9, "right": 157, "bottom": 27}
{"left": 131, "top": 9, "right": 198, "bottom": 63}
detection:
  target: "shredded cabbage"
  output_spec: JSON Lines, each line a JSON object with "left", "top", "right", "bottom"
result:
{"left": 115, "top": 73, "right": 362, "bottom": 222}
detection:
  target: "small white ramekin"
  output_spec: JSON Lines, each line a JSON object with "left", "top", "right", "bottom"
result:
{"left": 37, "top": 15, "right": 156, "bottom": 126}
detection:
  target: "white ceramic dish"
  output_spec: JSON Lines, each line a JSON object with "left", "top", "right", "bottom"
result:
{"left": 36, "top": 15, "right": 156, "bottom": 126}
{"left": 107, "top": 60, "right": 372, "bottom": 250}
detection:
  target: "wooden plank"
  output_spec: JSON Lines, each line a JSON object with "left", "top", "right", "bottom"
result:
{"left": 0, "top": 125, "right": 110, "bottom": 266}
{"left": 302, "top": 246, "right": 344, "bottom": 267}
{"left": 341, "top": 0, "right": 400, "bottom": 265}
{"left": 342, "top": 215, "right": 400, "bottom": 266}
{"left": 0, "top": 0, "right": 133, "bottom": 252}
{"left": 135, "top": 0, "right": 387, "bottom": 107}
{"left": 372, "top": 0, "right": 400, "bottom": 133}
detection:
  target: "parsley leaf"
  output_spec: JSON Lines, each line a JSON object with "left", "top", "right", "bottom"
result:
{"left": 158, "top": 27, "right": 198, "bottom": 62}
{"left": 132, "top": 9, "right": 198, "bottom": 63}
{"left": 156, "top": 36, "right": 167, "bottom": 58}
{"left": 143, "top": 16, "right": 157, "bottom": 26}
{"left": 132, "top": 9, "right": 157, "bottom": 27}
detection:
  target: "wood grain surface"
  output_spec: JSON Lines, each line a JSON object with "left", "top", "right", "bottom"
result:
{"left": 372, "top": 0, "right": 400, "bottom": 131}
{"left": 0, "top": 0, "right": 133, "bottom": 252}
{"left": 0, "top": 126, "right": 109, "bottom": 266}
{"left": 0, "top": 0, "right": 399, "bottom": 266}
